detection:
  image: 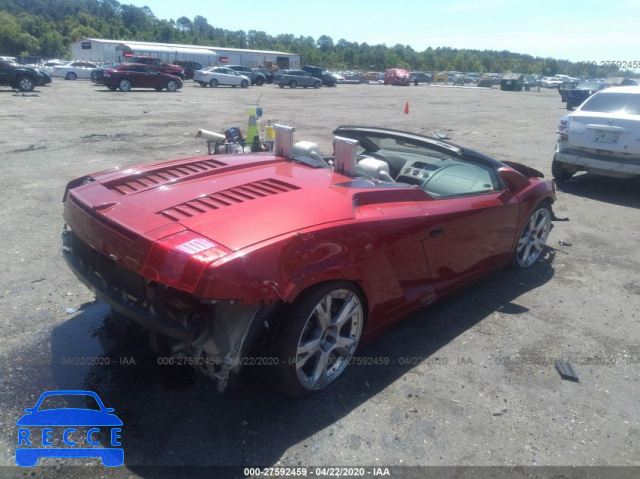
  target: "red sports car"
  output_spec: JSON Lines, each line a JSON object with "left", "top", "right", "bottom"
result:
{"left": 100, "top": 63, "right": 182, "bottom": 92}
{"left": 62, "top": 126, "right": 556, "bottom": 397}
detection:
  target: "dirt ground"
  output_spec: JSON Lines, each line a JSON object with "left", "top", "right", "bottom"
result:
{"left": 0, "top": 79, "right": 639, "bottom": 479}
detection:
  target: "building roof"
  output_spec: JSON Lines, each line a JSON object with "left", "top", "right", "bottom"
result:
{"left": 79, "top": 38, "right": 298, "bottom": 57}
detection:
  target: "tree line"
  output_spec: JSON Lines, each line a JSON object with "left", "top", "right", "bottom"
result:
{"left": 0, "top": 0, "right": 633, "bottom": 78}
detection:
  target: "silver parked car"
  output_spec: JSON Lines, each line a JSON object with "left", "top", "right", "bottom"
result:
{"left": 553, "top": 86, "right": 640, "bottom": 180}
{"left": 194, "top": 67, "right": 250, "bottom": 88}
{"left": 277, "top": 70, "right": 322, "bottom": 89}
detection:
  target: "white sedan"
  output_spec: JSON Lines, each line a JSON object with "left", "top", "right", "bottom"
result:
{"left": 193, "top": 67, "right": 250, "bottom": 88}
{"left": 52, "top": 61, "right": 99, "bottom": 80}
{"left": 542, "top": 77, "right": 564, "bottom": 88}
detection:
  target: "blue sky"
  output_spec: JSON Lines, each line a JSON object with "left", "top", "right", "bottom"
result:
{"left": 125, "top": 0, "right": 640, "bottom": 63}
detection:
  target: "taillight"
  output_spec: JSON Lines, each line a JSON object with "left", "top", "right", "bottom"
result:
{"left": 556, "top": 116, "right": 570, "bottom": 139}
{"left": 142, "top": 231, "right": 230, "bottom": 293}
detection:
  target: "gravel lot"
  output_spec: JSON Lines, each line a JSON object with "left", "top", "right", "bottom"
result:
{"left": 0, "top": 80, "right": 639, "bottom": 479}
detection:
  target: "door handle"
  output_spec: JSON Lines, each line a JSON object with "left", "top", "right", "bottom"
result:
{"left": 429, "top": 228, "right": 443, "bottom": 238}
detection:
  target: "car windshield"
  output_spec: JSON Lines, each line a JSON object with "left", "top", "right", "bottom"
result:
{"left": 580, "top": 92, "right": 640, "bottom": 115}
{"left": 37, "top": 394, "right": 101, "bottom": 411}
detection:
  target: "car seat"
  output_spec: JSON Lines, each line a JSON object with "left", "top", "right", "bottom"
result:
{"left": 355, "top": 157, "right": 394, "bottom": 182}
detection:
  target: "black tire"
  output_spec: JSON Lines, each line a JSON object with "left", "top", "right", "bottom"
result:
{"left": 255, "top": 77, "right": 265, "bottom": 86}
{"left": 118, "top": 79, "right": 131, "bottom": 92}
{"left": 511, "top": 202, "right": 552, "bottom": 269}
{"left": 108, "top": 85, "right": 117, "bottom": 91}
{"left": 166, "top": 80, "right": 179, "bottom": 92}
{"left": 155, "top": 87, "right": 162, "bottom": 91}
{"left": 313, "top": 81, "right": 321, "bottom": 89}
{"left": 66, "top": 72, "right": 77, "bottom": 80}
{"left": 279, "top": 84, "right": 285, "bottom": 89}
{"left": 289, "top": 80, "right": 297, "bottom": 89}
{"left": 552, "top": 157, "right": 575, "bottom": 181}
{"left": 566, "top": 103, "right": 574, "bottom": 111}
{"left": 16, "top": 76, "right": 35, "bottom": 92}
{"left": 241, "top": 79, "right": 249, "bottom": 88}
{"left": 209, "top": 79, "right": 218, "bottom": 88}
{"left": 267, "top": 281, "right": 366, "bottom": 397}
{"left": 197, "top": 81, "right": 206, "bottom": 87}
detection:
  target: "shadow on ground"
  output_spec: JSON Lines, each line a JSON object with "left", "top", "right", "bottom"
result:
{"left": 45, "top": 253, "right": 556, "bottom": 476}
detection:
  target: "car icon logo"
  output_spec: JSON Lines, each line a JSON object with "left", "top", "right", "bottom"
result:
{"left": 15, "top": 390, "right": 123, "bottom": 467}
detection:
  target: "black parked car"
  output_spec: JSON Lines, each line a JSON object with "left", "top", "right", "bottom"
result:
{"left": 301, "top": 65, "right": 337, "bottom": 87}
{"left": 252, "top": 68, "right": 275, "bottom": 84}
{"left": 227, "top": 65, "right": 266, "bottom": 86}
{"left": 566, "top": 82, "right": 609, "bottom": 110}
{"left": 173, "top": 60, "right": 203, "bottom": 80}
{"left": 0, "top": 60, "right": 43, "bottom": 91}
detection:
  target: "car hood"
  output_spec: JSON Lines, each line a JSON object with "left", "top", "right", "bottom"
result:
{"left": 64, "top": 154, "right": 358, "bottom": 255}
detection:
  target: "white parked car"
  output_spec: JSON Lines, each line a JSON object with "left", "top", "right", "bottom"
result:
{"left": 193, "top": 67, "right": 250, "bottom": 88}
{"left": 52, "top": 61, "right": 98, "bottom": 80}
{"left": 553, "top": 86, "right": 640, "bottom": 180}
{"left": 542, "top": 77, "right": 563, "bottom": 88}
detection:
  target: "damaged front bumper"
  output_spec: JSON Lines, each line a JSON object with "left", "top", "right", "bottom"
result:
{"left": 61, "top": 228, "right": 277, "bottom": 388}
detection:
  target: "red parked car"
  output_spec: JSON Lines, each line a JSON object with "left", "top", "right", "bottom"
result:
{"left": 384, "top": 68, "right": 411, "bottom": 86}
{"left": 62, "top": 125, "right": 556, "bottom": 397}
{"left": 101, "top": 64, "right": 182, "bottom": 92}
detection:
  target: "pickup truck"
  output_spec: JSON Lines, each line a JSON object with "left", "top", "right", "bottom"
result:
{"left": 0, "top": 60, "right": 44, "bottom": 91}
{"left": 277, "top": 70, "right": 322, "bottom": 89}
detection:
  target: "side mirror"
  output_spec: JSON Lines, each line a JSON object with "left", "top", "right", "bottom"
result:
{"left": 498, "top": 167, "right": 530, "bottom": 193}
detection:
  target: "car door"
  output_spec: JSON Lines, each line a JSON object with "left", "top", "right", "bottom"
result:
{"left": 418, "top": 174, "right": 520, "bottom": 296}
{"left": 220, "top": 68, "right": 240, "bottom": 86}
{"left": 125, "top": 65, "right": 147, "bottom": 87}
{"left": 142, "top": 66, "right": 164, "bottom": 88}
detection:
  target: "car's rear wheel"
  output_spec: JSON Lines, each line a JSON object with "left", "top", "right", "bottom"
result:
{"left": 512, "top": 202, "right": 552, "bottom": 268}
{"left": 314, "top": 81, "right": 321, "bottom": 89}
{"left": 551, "top": 157, "right": 575, "bottom": 181}
{"left": 66, "top": 72, "right": 77, "bottom": 80}
{"left": 209, "top": 79, "right": 218, "bottom": 88}
{"left": 289, "top": 81, "right": 297, "bottom": 89}
{"left": 166, "top": 80, "right": 178, "bottom": 92}
{"left": 118, "top": 79, "right": 131, "bottom": 92}
{"left": 268, "top": 282, "right": 365, "bottom": 397}
{"left": 241, "top": 79, "right": 249, "bottom": 88}
{"left": 17, "top": 76, "right": 34, "bottom": 92}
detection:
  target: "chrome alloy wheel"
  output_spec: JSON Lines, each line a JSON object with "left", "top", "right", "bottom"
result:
{"left": 295, "top": 289, "right": 364, "bottom": 391}
{"left": 516, "top": 204, "right": 552, "bottom": 268}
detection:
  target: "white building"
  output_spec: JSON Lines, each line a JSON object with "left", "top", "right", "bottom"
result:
{"left": 71, "top": 38, "right": 300, "bottom": 69}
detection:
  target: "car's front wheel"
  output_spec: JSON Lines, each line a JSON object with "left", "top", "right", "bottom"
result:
{"left": 118, "top": 79, "right": 131, "bottom": 92}
{"left": 551, "top": 157, "right": 575, "bottom": 181}
{"left": 241, "top": 79, "right": 249, "bottom": 88}
{"left": 314, "top": 81, "right": 321, "bottom": 89}
{"left": 512, "top": 202, "right": 552, "bottom": 268}
{"left": 268, "top": 282, "right": 365, "bottom": 397}
{"left": 166, "top": 80, "right": 179, "bottom": 92}
{"left": 255, "top": 77, "right": 265, "bottom": 86}
{"left": 16, "top": 76, "right": 34, "bottom": 92}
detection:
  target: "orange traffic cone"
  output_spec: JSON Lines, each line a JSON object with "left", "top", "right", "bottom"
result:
{"left": 404, "top": 101, "right": 409, "bottom": 114}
